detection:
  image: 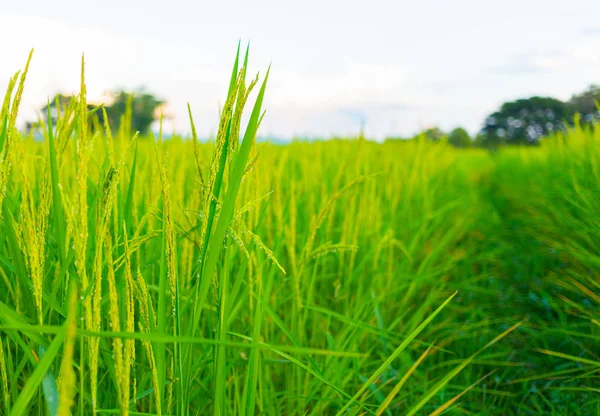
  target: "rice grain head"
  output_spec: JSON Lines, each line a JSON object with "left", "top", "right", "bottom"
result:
{"left": 105, "top": 234, "right": 129, "bottom": 415}
{"left": 135, "top": 270, "right": 162, "bottom": 414}
{"left": 57, "top": 281, "right": 79, "bottom": 415}
{"left": 0, "top": 336, "right": 10, "bottom": 411}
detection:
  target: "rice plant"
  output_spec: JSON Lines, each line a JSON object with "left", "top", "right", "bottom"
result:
{"left": 0, "top": 45, "right": 598, "bottom": 415}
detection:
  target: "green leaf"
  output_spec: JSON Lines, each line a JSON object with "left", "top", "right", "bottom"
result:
{"left": 124, "top": 138, "right": 139, "bottom": 229}
{"left": 1, "top": 206, "right": 35, "bottom": 315}
{"left": 196, "top": 66, "right": 271, "bottom": 328}
{"left": 39, "top": 346, "right": 59, "bottom": 416}
{"left": 9, "top": 327, "right": 66, "bottom": 416}
{"left": 336, "top": 292, "right": 457, "bottom": 415}
{"left": 406, "top": 322, "right": 521, "bottom": 416}
{"left": 47, "top": 97, "right": 67, "bottom": 264}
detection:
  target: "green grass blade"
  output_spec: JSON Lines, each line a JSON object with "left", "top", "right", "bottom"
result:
{"left": 375, "top": 344, "right": 434, "bottom": 415}
{"left": 229, "top": 332, "right": 363, "bottom": 411}
{"left": 429, "top": 371, "right": 496, "bottom": 416}
{"left": 124, "top": 138, "right": 139, "bottom": 229}
{"left": 0, "top": 114, "right": 8, "bottom": 155}
{"left": 39, "top": 346, "right": 59, "bottom": 416}
{"left": 227, "top": 41, "right": 241, "bottom": 98}
{"left": 190, "top": 45, "right": 241, "bottom": 336}
{"left": 336, "top": 292, "right": 457, "bottom": 415}
{"left": 213, "top": 240, "right": 231, "bottom": 416}
{"left": 155, "top": 211, "right": 167, "bottom": 413}
{"left": 0, "top": 324, "right": 366, "bottom": 357}
{"left": 9, "top": 328, "right": 66, "bottom": 416}
{"left": 0, "top": 301, "right": 49, "bottom": 348}
{"left": 196, "top": 67, "right": 270, "bottom": 326}
{"left": 197, "top": 45, "right": 241, "bottom": 270}
{"left": 406, "top": 322, "right": 521, "bottom": 416}
{"left": 241, "top": 281, "right": 262, "bottom": 416}
{"left": 1, "top": 205, "right": 35, "bottom": 314}
{"left": 47, "top": 98, "right": 67, "bottom": 264}
{"left": 536, "top": 349, "right": 600, "bottom": 367}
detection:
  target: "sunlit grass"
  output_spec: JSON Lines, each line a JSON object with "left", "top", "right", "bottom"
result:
{"left": 0, "top": 46, "right": 598, "bottom": 415}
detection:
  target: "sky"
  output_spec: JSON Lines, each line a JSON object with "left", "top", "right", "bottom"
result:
{"left": 1, "top": 0, "right": 600, "bottom": 140}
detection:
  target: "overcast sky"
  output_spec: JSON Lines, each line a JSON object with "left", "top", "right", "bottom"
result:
{"left": 1, "top": 0, "right": 600, "bottom": 140}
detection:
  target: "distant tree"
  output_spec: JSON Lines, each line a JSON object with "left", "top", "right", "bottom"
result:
{"left": 420, "top": 127, "right": 445, "bottom": 141}
{"left": 41, "top": 94, "right": 103, "bottom": 126}
{"left": 481, "top": 97, "right": 573, "bottom": 145}
{"left": 568, "top": 85, "right": 600, "bottom": 124}
{"left": 41, "top": 94, "right": 71, "bottom": 125}
{"left": 472, "top": 133, "right": 488, "bottom": 148}
{"left": 38, "top": 89, "right": 163, "bottom": 136}
{"left": 104, "top": 88, "right": 164, "bottom": 135}
{"left": 448, "top": 127, "right": 471, "bottom": 148}
{"left": 384, "top": 136, "right": 409, "bottom": 142}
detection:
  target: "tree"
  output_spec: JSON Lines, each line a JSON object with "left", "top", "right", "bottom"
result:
{"left": 41, "top": 94, "right": 104, "bottom": 126}
{"left": 481, "top": 97, "right": 573, "bottom": 145}
{"left": 568, "top": 85, "right": 600, "bottom": 124}
{"left": 39, "top": 89, "right": 163, "bottom": 136}
{"left": 472, "top": 133, "right": 488, "bottom": 148}
{"left": 104, "top": 88, "right": 164, "bottom": 135}
{"left": 448, "top": 127, "right": 471, "bottom": 148}
{"left": 420, "top": 127, "right": 445, "bottom": 141}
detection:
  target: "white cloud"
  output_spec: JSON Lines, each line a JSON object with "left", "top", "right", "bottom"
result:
{"left": 2, "top": 1, "right": 600, "bottom": 140}
{"left": 268, "top": 63, "right": 410, "bottom": 109}
{"left": 0, "top": 13, "right": 145, "bottom": 122}
{"left": 491, "top": 37, "right": 600, "bottom": 74}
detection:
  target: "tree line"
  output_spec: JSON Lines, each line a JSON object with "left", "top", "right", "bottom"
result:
{"left": 29, "top": 83, "right": 600, "bottom": 146}
{"left": 28, "top": 88, "right": 164, "bottom": 136}
{"left": 391, "top": 84, "right": 600, "bottom": 148}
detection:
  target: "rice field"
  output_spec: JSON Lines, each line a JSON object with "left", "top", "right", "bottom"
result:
{"left": 0, "top": 49, "right": 599, "bottom": 415}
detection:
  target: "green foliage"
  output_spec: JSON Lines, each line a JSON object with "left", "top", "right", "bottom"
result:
{"left": 481, "top": 96, "right": 574, "bottom": 145}
{"left": 420, "top": 126, "right": 445, "bottom": 141}
{"left": 568, "top": 84, "right": 600, "bottom": 123}
{"left": 104, "top": 88, "right": 163, "bottom": 135}
{"left": 448, "top": 127, "right": 471, "bottom": 148}
{"left": 40, "top": 88, "right": 163, "bottom": 136}
{"left": 41, "top": 94, "right": 103, "bottom": 129}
